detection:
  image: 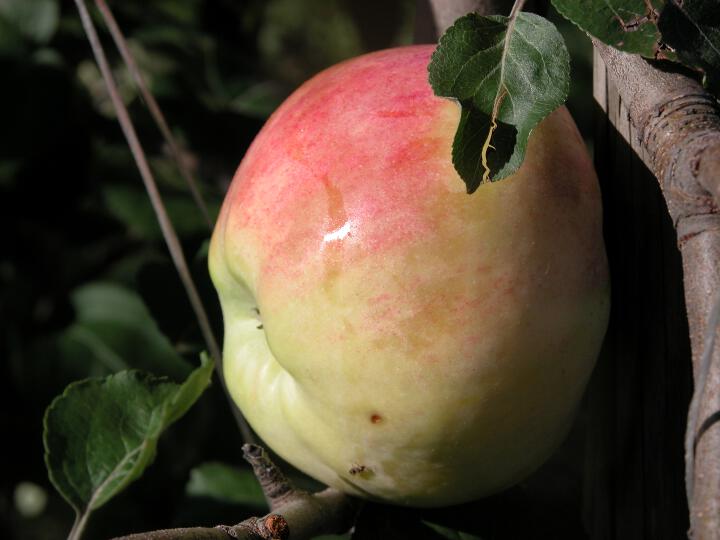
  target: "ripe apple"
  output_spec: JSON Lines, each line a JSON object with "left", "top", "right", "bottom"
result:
{"left": 209, "top": 45, "right": 609, "bottom": 507}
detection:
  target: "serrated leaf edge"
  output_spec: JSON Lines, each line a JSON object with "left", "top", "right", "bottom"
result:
{"left": 43, "top": 356, "right": 213, "bottom": 518}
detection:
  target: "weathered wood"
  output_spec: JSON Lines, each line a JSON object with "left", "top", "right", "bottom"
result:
{"left": 586, "top": 48, "right": 693, "bottom": 540}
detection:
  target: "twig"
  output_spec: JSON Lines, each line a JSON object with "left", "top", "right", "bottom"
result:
{"left": 112, "top": 446, "right": 358, "bottom": 540}
{"left": 94, "top": 0, "right": 213, "bottom": 229}
{"left": 508, "top": 0, "right": 527, "bottom": 18}
{"left": 73, "top": 0, "right": 255, "bottom": 444}
{"left": 242, "top": 444, "right": 294, "bottom": 509}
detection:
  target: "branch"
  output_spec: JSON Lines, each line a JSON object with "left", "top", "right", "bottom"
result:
{"left": 594, "top": 42, "right": 720, "bottom": 540}
{"left": 243, "top": 445, "right": 294, "bottom": 509}
{"left": 73, "top": 0, "right": 255, "bottom": 444}
{"left": 112, "top": 445, "right": 358, "bottom": 540}
{"left": 94, "top": 0, "right": 213, "bottom": 229}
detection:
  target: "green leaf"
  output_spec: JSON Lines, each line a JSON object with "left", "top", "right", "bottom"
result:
{"left": 58, "top": 282, "right": 192, "bottom": 380}
{"left": 658, "top": 0, "right": 720, "bottom": 91}
{"left": 0, "top": 0, "right": 59, "bottom": 43}
{"left": 44, "top": 356, "right": 214, "bottom": 530}
{"left": 552, "top": 0, "right": 663, "bottom": 56}
{"left": 186, "top": 462, "right": 267, "bottom": 509}
{"left": 428, "top": 13, "right": 569, "bottom": 192}
{"left": 103, "top": 184, "right": 216, "bottom": 241}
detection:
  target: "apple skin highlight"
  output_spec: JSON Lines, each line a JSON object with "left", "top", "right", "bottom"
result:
{"left": 210, "top": 45, "right": 610, "bottom": 506}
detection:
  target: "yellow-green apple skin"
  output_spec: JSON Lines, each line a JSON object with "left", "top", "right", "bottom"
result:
{"left": 209, "top": 45, "right": 609, "bottom": 507}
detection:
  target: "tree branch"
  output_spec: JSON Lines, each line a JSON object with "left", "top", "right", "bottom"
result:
{"left": 112, "top": 445, "right": 357, "bottom": 540}
{"left": 94, "top": 0, "right": 213, "bottom": 229}
{"left": 594, "top": 42, "right": 720, "bottom": 540}
{"left": 242, "top": 444, "right": 294, "bottom": 509}
{"left": 73, "top": 0, "right": 255, "bottom": 444}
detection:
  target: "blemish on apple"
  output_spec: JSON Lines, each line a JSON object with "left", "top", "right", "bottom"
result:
{"left": 348, "top": 464, "right": 370, "bottom": 475}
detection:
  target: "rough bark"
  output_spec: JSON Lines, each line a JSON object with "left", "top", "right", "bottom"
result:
{"left": 595, "top": 42, "right": 720, "bottom": 540}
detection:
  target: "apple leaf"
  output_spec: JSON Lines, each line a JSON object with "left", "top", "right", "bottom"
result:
{"left": 552, "top": 0, "right": 664, "bottom": 56}
{"left": 58, "top": 282, "right": 193, "bottom": 380}
{"left": 186, "top": 462, "right": 267, "bottom": 509}
{"left": 43, "top": 355, "right": 214, "bottom": 535}
{"left": 428, "top": 13, "right": 569, "bottom": 193}
{"left": 102, "top": 183, "right": 217, "bottom": 242}
{"left": 657, "top": 0, "right": 720, "bottom": 92}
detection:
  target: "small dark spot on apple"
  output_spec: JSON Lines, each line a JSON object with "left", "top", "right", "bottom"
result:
{"left": 370, "top": 414, "right": 382, "bottom": 424}
{"left": 349, "top": 464, "right": 368, "bottom": 475}
{"left": 252, "top": 307, "right": 261, "bottom": 315}
{"left": 257, "top": 324, "right": 264, "bottom": 330}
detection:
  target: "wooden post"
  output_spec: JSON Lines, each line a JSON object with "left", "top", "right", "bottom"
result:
{"left": 584, "top": 48, "right": 694, "bottom": 540}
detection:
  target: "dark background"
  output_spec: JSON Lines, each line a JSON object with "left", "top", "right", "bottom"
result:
{"left": 1, "top": 1, "right": 595, "bottom": 538}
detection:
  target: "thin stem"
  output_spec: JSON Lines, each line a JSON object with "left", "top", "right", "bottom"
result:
{"left": 93, "top": 0, "right": 212, "bottom": 229}
{"left": 508, "top": 0, "right": 527, "bottom": 18}
{"left": 73, "top": 0, "right": 220, "bottom": 365}
{"left": 73, "top": 0, "right": 254, "bottom": 444}
{"left": 685, "top": 290, "right": 720, "bottom": 505}
{"left": 67, "top": 512, "right": 90, "bottom": 540}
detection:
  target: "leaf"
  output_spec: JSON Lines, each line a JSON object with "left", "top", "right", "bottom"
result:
{"left": 428, "top": 13, "right": 569, "bottom": 193}
{"left": 58, "top": 282, "right": 192, "bottom": 380}
{"left": 102, "top": 183, "right": 215, "bottom": 241}
{"left": 43, "top": 355, "right": 214, "bottom": 529}
{"left": 186, "top": 462, "right": 267, "bottom": 509}
{"left": 552, "top": 0, "right": 664, "bottom": 56}
{"left": 0, "top": 0, "right": 59, "bottom": 44}
{"left": 658, "top": 0, "right": 720, "bottom": 91}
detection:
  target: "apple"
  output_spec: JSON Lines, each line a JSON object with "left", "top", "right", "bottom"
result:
{"left": 209, "top": 45, "right": 609, "bottom": 507}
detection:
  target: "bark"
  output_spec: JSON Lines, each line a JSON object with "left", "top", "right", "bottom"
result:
{"left": 596, "top": 43, "right": 720, "bottom": 540}
{"left": 113, "top": 446, "right": 358, "bottom": 540}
